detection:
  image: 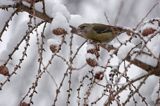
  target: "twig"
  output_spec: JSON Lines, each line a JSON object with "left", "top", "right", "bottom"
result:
{"left": 114, "top": 0, "right": 125, "bottom": 25}
{"left": 134, "top": 2, "right": 159, "bottom": 29}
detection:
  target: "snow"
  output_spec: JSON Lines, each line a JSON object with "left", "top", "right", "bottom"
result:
{"left": 0, "top": 10, "right": 14, "bottom": 33}
{"left": 151, "top": 83, "right": 160, "bottom": 104}
{"left": 34, "top": 2, "right": 43, "bottom": 12}
{"left": 98, "top": 47, "right": 109, "bottom": 66}
{"left": 0, "top": 13, "right": 29, "bottom": 61}
{"left": 0, "top": 0, "right": 160, "bottom": 106}
{"left": 45, "top": 0, "right": 70, "bottom": 21}
{"left": 146, "top": 31, "right": 160, "bottom": 55}
{"left": 50, "top": 12, "right": 70, "bottom": 34}
{"left": 86, "top": 43, "right": 96, "bottom": 50}
{"left": 85, "top": 52, "right": 97, "bottom": 61}
{"left": 44, "top": 0, "right": 56, "bottom": 17}
{"left": 140, "top": 23, "right": 158, "bottom": 32}
{"left": 117, "top": 42, "right": 135, "bottom": 60}
{"left": 69, "top": 15, "right": 84, "bottom": 27}
{"left": 0, "top": 0, "right": 15, "bottom": 5}
{"left": 108, "top": 54, "right": 120, "bottom": 67}
{"left": 51, "top": 3, "right": 70, "bottom": 21}
{"left": 133, "top": 21, "right": 160, "bottom": 67}
{"left": 47, "top": 37, "right": 61, "bottom": 46}
{"left": 93, "top": 66, "right": 103, "bottom": 73}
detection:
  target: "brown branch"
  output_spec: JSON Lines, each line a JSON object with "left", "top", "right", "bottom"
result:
{"left": 0, "top": 4, "right": 17, "bottom": 10}
{"left": 16, "top": 3, "right": 52, "bottom": 22}
{"left": 0, "top": 9, "right": 17, "bottom": 41}
{"left": 130, "top": 59, "right": 160, "bottom": 76}
{"left": 134, "top": 2, "right": 159, "bottom": 29}
{"left": 3, "top": 2, "right": 159, "bottom": 76}
{"left": 104, "top": 62, "right": 160, "bottom": 105}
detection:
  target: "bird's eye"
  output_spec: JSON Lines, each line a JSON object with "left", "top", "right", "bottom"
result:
{"left": 79, "top": 25, "right": 86, "bottom": 29}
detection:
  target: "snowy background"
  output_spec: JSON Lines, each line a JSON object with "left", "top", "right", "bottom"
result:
{"left": 0, "top": 0, "right": 160, "bottom": 106}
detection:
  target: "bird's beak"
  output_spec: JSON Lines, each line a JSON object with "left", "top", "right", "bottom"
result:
{"left": 77, "top": 27, "right": 84, "bottom": 36}
{"left": 70, "top": 26, "right": 85, "bottom": 37}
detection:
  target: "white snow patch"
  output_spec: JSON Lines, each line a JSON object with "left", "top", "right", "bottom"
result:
{"left": 50, "top": 12, "right": 70, "bottom": 34}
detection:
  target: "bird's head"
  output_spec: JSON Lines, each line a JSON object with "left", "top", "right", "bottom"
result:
{"left": 77, "top": 23, "right": 94, "bottom": 37}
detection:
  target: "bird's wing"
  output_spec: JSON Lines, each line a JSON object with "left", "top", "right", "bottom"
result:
{"left": 92, "top": 24, "right": 113, "bottom": 34}
{"left": 92, "top": 23, "right": 128, "bottom": 35}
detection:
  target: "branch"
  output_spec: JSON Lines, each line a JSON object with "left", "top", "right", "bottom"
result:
{"left": 16, "top": 3, "right": 160, "bottom": 75}
{"left": 16, "top": 3, "right": 52, "bottom": 22}
{"left": 1, "top": 2, "right": 159, "bottom": 76}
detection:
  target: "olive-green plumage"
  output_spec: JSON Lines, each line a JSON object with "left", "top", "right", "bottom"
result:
{"left": 77, "top": 23, "right": 129, "bottom": 43}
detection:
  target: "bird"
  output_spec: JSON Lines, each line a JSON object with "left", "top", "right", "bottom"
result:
{"left": 77, "top": 23, "right": 131, "bottom": 43}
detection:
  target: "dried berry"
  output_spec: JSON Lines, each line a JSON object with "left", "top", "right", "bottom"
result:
{"left": 95, "top": 71, "right": 104, "bottom": 80}
{"left": 50, "top": 44, "right": 59, "bottom": 53}
{"left": 19, "top": 102, "right": 30, "bottom": 106}
{"left": 0, "top": 65, "right": 9, "bottom": 76}
{"left": 87, "top": 44, "right": 100, "bottom": 58}
{"left": 52, "top": 28, "right": 67, "bottom": 35}
{"left": 86, "top": 58, "right": 97, "bottom": 67}
{"left": 126, "top": 31, "right": 132, "bottom": 36}
{"left": 142, "top": 28, "right": 156, "bottom": 36}
{"left": 87, "top": 49, "right": 100, "bottom": 58}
